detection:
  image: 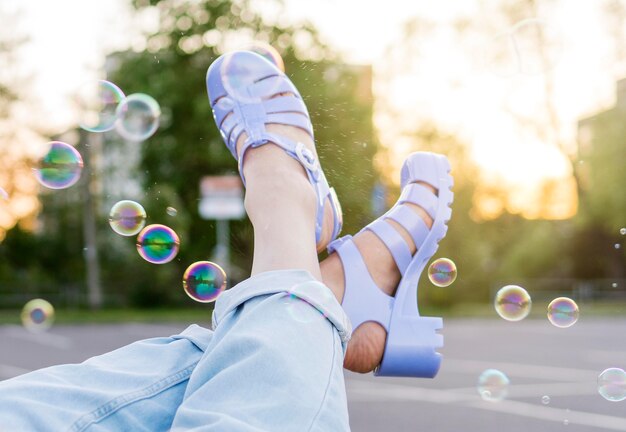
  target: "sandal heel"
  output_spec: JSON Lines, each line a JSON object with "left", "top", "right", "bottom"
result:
{"left": 375, "top": 315, "right": 443, "bottom": 378}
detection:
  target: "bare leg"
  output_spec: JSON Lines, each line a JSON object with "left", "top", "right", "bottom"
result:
{"left": 320, "top": 187, "right": 436, "bottom": 373}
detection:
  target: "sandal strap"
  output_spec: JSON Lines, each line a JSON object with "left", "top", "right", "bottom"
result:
{"left": 385, "top": 205, "right": 430, "bottom": 249}
{"left": 328, "top": 236, "right": 394, "bottom": 331}
{"left": 365, "top": 219, "right": 413, "bottom": 275}
{"left": 398, "top": 183, "right": 438, "bottom": 220}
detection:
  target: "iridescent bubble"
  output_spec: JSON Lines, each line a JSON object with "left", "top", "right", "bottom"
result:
{"left": 477, "top": 369, "right": 510, "bottom": 401}
{"left": 512, "top": 18, "right": 561, "bottom": 75}
{"left": 136, "top": 224, "right": 179, "bottom": 264}
{"left": 494, "top": 285, "right": 532, "bottom": 321}
{"left": 166, "top": 206, "right": 178, "bottom": 217}
{"left": 183, "top": 261, "right": 226, "bottom": 303}
{"left": 620, "top": 228, "right": 626, "bottom": 235}
{"left": 77, "top": 80, "right": 125, "bottom": 132}
{"left": 245, "top": 42, "right": 285, "bottom": 72}
{"left": 115, "top": 93, "right": 161, "bottom": 141}
{"left": 284, "top": 281, "right": 335, "bottom": 323}
{"left": 541, "top": 395, "right": 551, "bottom": 405}
{"left": 0, "top": 186, "right": 8, "bottom": 200}
{"left": 108, "top": 200, "right": 146, "bottom": 236}
{"left": 547, "top": 297, "right": 579, "bottom": 328}
{"left": 428, "top": 258, "right": 457, "bottom": 287}
{"left": 220, "top": 51, "right": 282, "bottom": 103}
{"left": 598, "top": 368, "right": 626, "bottom": 402}
{"left": 21, "top": 299, "right": 55, "bottom": 332}
{"left": 485, "top": 19, "right": 561, "bottom": 77}
{"left": 484, "top": 30, "right": 519, "bottom": 77}
{"left": 35, "top": 141, "right": 83, "bottom": 189}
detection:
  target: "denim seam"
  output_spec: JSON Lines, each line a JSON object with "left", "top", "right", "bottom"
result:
{"left": 68, "top": 362, "right": 198, "bottom": 432}
{"left": 306, "top": 329, "right": 339, "bottom": 432}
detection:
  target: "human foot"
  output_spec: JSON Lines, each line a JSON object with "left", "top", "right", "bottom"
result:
{"left": 321, "top": 152, "right": 453, "bottom": 376}
{"left": 206, "top": 51, "right": 342, "bottom": 252}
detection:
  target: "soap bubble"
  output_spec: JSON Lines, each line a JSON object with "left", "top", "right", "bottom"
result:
{"left": 115, "top": 93, "right": 161, "bottom": 141}
{"left": 485, "top": 18, "right": 561, "bottom": 77}
{"left": 136, "top": 224, "right": 179, "bottom": 264}
{"left": 598, "top": 368, "right": 626, "bottom": 402}
{"left": 620, "top": 228, "right": 626, "bottom": 235}
{"left": 35, "top": 141, "right": 83, "bottom": 189}
{"left": 109, "top": 200, "right": 146, "bottom": 236}
{"left": 428, "top": 258, "right": 457, "bottom": 287}
{"left": 166, "top": 206, "right": 178, "bottom": 217}
{"left": 77, "top": 80, "right": 125, "bottom": 132}
{"left": 21, "top": 299, "right": 55, "bottom": 332}
{"left": 220, "top": 51, "right": 282, "bottom": 103}
{"left": 0, "top": 187, "right": 8, "bottom": 200}
{"left": 183, "top": 261, "right": 226, "bottom": 303}
{"left": 547, "top": 297, "right": 579, "bottom": 328}
{"left": 541, "top": 395, "right": 551, "bottom": 405}
{"left": 245, "top": 42, "right": 285, "bottom": 72}
{"left": 494, "top": 285, "right": 531, "bottom": 321}
{"left": 477, "top": 369, "right": 510, "bottom": 401}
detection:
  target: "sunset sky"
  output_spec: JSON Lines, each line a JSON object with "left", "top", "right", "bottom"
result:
{"left": 3, "top": 0, "right": 625, "bottom": 224}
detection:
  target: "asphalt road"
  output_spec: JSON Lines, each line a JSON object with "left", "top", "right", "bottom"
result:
{"left": 1, "top": 318, "right": 625, "bottom": 431}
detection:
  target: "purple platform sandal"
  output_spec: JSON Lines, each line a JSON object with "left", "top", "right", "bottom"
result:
{"left": 206, "top": 51, "right": 343, "bottom": 245}
{"left": 328, "top": 152, "right": 453, "bottom": 378}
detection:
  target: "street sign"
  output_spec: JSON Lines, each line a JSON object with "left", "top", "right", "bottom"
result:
{"left": 198, "top": 175, "right": 245, "bottom": 220}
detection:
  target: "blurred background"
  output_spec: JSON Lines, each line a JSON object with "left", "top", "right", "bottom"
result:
{"left": 0, "top": 0, "right": 623, "bottom": 312}
{"left": 0, "top": 0, "right": 625, "bottom": 430}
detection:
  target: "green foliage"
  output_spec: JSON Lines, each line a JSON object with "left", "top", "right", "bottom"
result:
{"left": 102, "top": 0, "right": 377, "bottom": 304}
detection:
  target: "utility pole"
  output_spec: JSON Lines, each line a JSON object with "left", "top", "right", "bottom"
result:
{"left": 82, "top": 131, "right": 102, "bottom": 309}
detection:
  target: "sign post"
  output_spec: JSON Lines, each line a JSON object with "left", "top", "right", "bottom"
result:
{"left": 198, "top": 175, "right": 245, "bottom": 272}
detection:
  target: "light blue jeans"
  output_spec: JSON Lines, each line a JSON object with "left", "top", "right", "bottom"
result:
{"left": 0, "top": 270, "right": 352, "bottom": 431}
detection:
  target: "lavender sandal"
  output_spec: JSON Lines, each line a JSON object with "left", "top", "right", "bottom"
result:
{"left": 206, "top": 51, "right": 343, "bottom": 245}
{"left": 328, "top": 152, "right": 453, "bottom": 377}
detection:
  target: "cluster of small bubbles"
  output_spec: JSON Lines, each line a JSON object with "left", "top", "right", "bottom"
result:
{"left": 0, "top": 186, "right": 8, "bottom": 200}
{"left": 428, "top": 258, "right": 457, "bottom": 287}
{"left": 21, "top": 299, "right": 55, "bottom": 332}
{"left": 182, "top": 261, "right": 226, "bottom": 303}
{"left": 77, "top": 80, "right": 125, "bottom": 132}
{"left": 494, "top": 285, "right": 532, "bottom": 321}
{"left": 620, "top": 228, "right": 626, "bottom": 235}
{"left": 477, "top": 369, "right": 510, "bottom": 401}
{"left": 547, "top": 297, "right": 579, "bottom": 328}
{"left": 485, "top": 18, "right": 560, "bottom": 77}
{"left": 35, "top": 141, "right": 83, "bottom": 189}
{"left": 136, "top": 224, "right": 179, "bottom": 264}
{"left": 108, "top": 200, "right": 146, "bottom": 236}
{"left": 541, "top": 395, "right": 551, "bottom": 405}
{"left": 166, "top": 206, "right": 178, "bottom": 217}
{"left": 597, "top": 368, "right": 626, "bottom": 402}
{"left": 115, "top": 93, "right": 161, "bottom": 141}
{"left": 245, "top": 41, "right": 285, "bottom": 72}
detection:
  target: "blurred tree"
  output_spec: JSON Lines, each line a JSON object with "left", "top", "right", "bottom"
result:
{"left": 103, "top": 0, "right": 378, "bottom": 304}
{"left": 0, "top": 5, "right": 42, "bottom": 241}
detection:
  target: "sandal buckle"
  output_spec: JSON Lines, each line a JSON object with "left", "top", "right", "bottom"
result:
{"left": 295, "top": 142, "right": 320, "bottom": 181}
